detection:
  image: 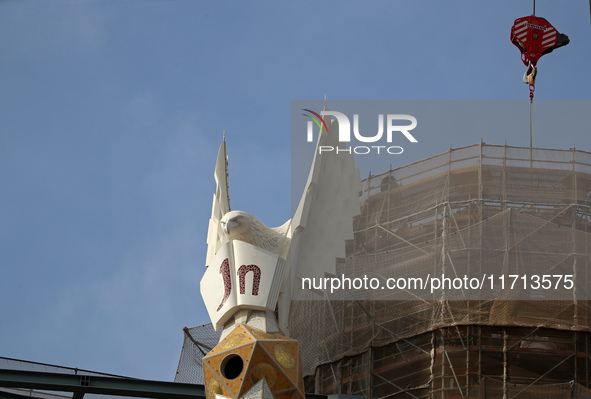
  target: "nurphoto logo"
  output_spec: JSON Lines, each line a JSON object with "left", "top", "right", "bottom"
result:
{"left": 302, "top": 109, "right": 418, "bottom": 155}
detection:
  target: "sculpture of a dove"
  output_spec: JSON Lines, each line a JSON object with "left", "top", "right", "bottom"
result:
{"left": 202, "top": 108, "right": 361, "bottom": 335}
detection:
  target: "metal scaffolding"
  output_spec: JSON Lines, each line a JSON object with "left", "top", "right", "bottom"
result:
{"left": 290, "top": 143, "right": 591, "bottom": 398}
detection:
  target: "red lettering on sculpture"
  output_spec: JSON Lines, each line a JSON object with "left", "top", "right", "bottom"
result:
{"left": 217, "top": 258, "right": 231, "bottom": 311}
{"left": 238, "top": 264, "right": 261, "bottom": 295}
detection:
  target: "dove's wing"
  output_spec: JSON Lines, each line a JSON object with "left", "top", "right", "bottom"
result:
{"left": 205, "top": 139, "right": 231, "bottom": 267}
{"left": 289, "top": 115, "right": 361, "bottom": 284}
{"left": 278, "top": 113, "right": 361, "bottom": 333}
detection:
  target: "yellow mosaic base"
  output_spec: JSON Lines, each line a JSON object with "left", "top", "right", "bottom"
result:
{"left": 204, "top": 325, "right": 255, "bottom": 358}
{"left": 250, "top": 363, "right": 278, "bottom": 387}
{"left": 245, "top": 325, "right": 281, "bottom": 340}
{"left": 273, "top": 344, "right": 295, "bottom": 369}
{"left": 206, "top": 379, "right": 223, "bottom": 399}
{"left": 259, "top": 341, "right": 300, "bottom": 384}
{"left": 203, "top": 325, "right": 304, "bottom": 399}
{"left": 203, "top": 367, "right": 232, "bottom": 399}
{"left": 204, "top": 344, "right": 254, "bottom": 396}
{"left": 220, "top": 333, "right": 246, "bottom": 349}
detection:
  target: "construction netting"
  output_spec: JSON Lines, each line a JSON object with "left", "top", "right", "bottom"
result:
{"left": 310, "top": 325, "right": 591, "bottom": 398}
{"left": 177, "top": 143, "right": 591, "bottom": 397}
{"left": 175, "top": 325, "right": 220, "bottom": 384}
{"left": 290, "top": 143, "right": 591, "bottom": 397}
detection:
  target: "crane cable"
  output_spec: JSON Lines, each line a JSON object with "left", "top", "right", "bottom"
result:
{"left": 526, "top": 61, "right": 536, "bottom": 149}
{"left": 511, "top": 0, "right": 569, "bottom": 150}
{"left": 530, "top": 0, "right": 536, "bottom": 149}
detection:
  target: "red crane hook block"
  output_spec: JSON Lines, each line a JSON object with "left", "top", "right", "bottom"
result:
{"left": 511, "top": 16, "right": 570, "bottom": 66}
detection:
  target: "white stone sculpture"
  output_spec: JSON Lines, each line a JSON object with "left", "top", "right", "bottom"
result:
{"left": 200, "top": 107, "right": 361, "bottom": 336}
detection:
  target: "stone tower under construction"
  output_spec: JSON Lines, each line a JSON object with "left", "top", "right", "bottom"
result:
{"left": 290, "top": 143, "right": 591, "bottom": 398}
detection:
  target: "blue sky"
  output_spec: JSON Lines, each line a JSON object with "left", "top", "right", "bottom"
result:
{"left": 1, "top": 0, "right": 590, "bottom": 381}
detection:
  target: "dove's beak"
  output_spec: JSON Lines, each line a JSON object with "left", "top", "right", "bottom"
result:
{"left": 224, "top": 220, "right": 238, "bottom": 234}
